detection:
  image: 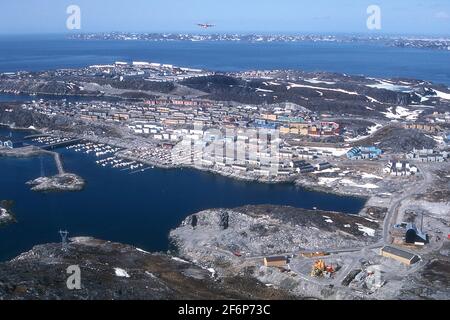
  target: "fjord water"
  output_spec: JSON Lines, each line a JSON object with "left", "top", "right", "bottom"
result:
{"left": 0, "top": 127, "right": 365, "bottom": 261}
{"left": 0, "top": 35, "right": 450, "bottom": 85}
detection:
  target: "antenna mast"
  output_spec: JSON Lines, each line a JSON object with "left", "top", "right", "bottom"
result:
{"left": 59, "top": 230, "right": 69, "bottom": 252}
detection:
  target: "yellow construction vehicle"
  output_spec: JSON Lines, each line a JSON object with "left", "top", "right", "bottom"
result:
{"left": 311, "top": 259, "right": 335, "bottom": 278}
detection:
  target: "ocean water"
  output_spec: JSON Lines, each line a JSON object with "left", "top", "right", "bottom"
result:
{"left": 0, "top": 35, "right": 449, "bottom": 85}
{"left": 0, "top": 127, "right": 365, "bottom": 261}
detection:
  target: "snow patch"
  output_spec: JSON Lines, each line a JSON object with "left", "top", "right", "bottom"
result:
{"left": 318, "top": 177, "right": 339, "bottom": 186}
{"left": 256, "top": 88, "right": 274, "bottom": 93}
{"left": 366, "top": 81, "right": 413, "bottom": 93}
{"left": 340, "top": 179, "right": 379, "bottom": 189}
{"left": 361, "top": 173, "right": 383, "bottom": 180}
{"left": 382, "top": 106, "right": 422, "bottom": 121}
{"left": 356, "top": 224, "right": 376, "bottom": 237}
{"left": 313, "top": 168, "right": 341, "bottom": 174}
{"left": 171, "top": 256, "right": 189, "bottom": 264}
{"left": 432, "top": 89, "right": 450, "bottom": 100}
{"left": 346, "top": 124, "right": 382, "bottom": 142}
{"left": 207, "top": 268, "right": 216, "bottom": 278}
{"left": 114, "top": 268, "right": 130, "bottom": 278}
{"left": 287, "top": 83, "right": 359, "bottom": 95}
{"left": 304, "top": 79, "right": 336, "bottom": 85}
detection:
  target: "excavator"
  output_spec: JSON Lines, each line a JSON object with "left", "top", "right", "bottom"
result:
{"left": 311, "top": 259, "right": 335, "bottom": 278}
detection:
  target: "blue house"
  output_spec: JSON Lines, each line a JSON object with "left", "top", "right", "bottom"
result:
{"left": 347, "top": 146, "right": 382, "bottom": 160}
{"left": 253, "top": 119, "right": 277, "bottom": 129}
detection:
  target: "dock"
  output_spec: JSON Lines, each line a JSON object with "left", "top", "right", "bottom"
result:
{"left": 42, "top": 150, "right": 65, "bottom": 174}
{"left": 41, "top": 138, "right": 83, "bottom": 151}
{"left": 23, "top": 134, "right": 51, "bottom": 140}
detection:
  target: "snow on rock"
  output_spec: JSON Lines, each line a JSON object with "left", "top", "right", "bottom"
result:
{"left": 366, "top": 80, "right": 413, "bottom": 93}
{"left": 366, "top": 96, "right": 382, "bottom": 103}
{"left": 256, "top": 88, "right": 274, "bottom": 93}
{"left": 307, "top": 146, "right": 351, "bottom": 157}
{"left": 313, "top": 168, "right": 341, "bottom": 174}
{"left": 171, "top": 256, "right": 189, "bottom": 264}
{"left": 207, "top": 268, "right": 216, "bottom": 278}
{"left": 287, "top": 83, "right": 358, "bottom": 95}
{"left": 382, "top": 106, "right": 422, "bottom": 121}
{"left": 318, "top": 177, "right": 339, "bottom": 186}
{"left": 303, "top": 79, "right": 336, "bottom": 85}
{"left": 340, "top": 179, "right": 379, "bottom": 189}
{"left": 346, "top": 124, "right": 382, "bottom": 142}
{"left": 114, "top": 268, "right": 130, "bottom": 278}
{"left": 432, "top": 89, "right": 450, "bottom": 100}
{"left": 361, "top": 173, "right": 383, "bottom": 180}
{"left": 356, "top": 224, "right": 376, "bottom": 237}
{"left": 425, "top": 134, "right": 444, "bottom": 144}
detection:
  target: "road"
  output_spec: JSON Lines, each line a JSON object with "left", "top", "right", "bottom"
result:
{"left": 382, "top": 163, "right": 432, "bottom": 243}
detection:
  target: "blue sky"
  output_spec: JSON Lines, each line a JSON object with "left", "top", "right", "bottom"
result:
{"left": 0, "top": 0, "right": 449, "bottom": 35}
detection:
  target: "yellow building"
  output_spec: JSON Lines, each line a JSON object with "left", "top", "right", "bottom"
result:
{"left": 380, "top": 246, "right": 420, "bottom": 265}
{"left": 263, "top": 256, "right": 288, "bottom": 267}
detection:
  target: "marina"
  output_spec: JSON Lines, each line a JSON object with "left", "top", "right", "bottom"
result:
{"left": 29, "top": 137, "right": 146, "bottom": 172}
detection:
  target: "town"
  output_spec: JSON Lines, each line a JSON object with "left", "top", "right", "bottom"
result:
{"left": 0, "top": 60, "right": 449, "bottom": 300}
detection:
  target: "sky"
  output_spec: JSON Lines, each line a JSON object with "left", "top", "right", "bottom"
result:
{"left": 0, "top": 0, "right": 449, "bottom": 35}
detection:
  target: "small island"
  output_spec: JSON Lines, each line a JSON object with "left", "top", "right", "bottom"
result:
{"left": 0, "top": 201, "right": 15, "bottom": 226}
{"left": 26, "top": 173, "right": 85, "bottom": 192}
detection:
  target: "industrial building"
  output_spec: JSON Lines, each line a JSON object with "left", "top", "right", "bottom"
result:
{"left": 392, "top": 222, "right": 428, "bottom": 244}
{"left": 380, "top": 246, "right": 420, "bottom": 265}
{"left": 263, "top": 256, "right": 289, "bottom": 268}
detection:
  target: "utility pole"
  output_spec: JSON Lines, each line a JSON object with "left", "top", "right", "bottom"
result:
{"left": 421, "top": 212, "right": 424, "bottom": 233}
{"left": 59, "top": 230, "right": 69, "bottom": 252}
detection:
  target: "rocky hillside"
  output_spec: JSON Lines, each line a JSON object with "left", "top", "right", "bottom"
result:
{"left": 170, "top": 205, "right": 380, "bottom": 273}
{"left": 0, "top": 237, "right": 293, "bottom": 300}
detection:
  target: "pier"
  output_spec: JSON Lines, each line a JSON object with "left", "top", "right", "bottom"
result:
{"left": 41, "top": 138, "right": 83, "bottom": 151}
{"left": 42, "top": 150, "right": 65, "bottom": 174}
{"left": 0, "top": 146, "right": 66, "bottom": 174}
{"left": 23, "top": 134, "right": 51, "bottom": 140}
